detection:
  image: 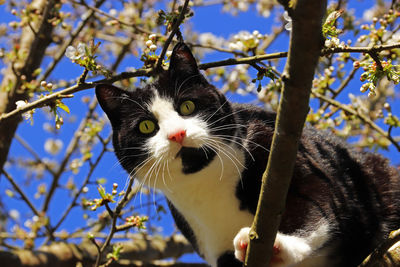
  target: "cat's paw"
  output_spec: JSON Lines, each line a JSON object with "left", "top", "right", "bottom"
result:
{"left": 270, "top": 233, "right": 311, "bottom": 267}
{"left": 233, "top": 227, "right": 250, "bottom": 262}
{"left": 234, "top": 229, "right": 312, "bottom": 267}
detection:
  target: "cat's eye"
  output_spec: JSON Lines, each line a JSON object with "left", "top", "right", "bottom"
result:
{"left": 180, "top": 100, "right": 195, "bottom": 116}
{"left": 139, "top": 120, "right": 156, "bottom": 134}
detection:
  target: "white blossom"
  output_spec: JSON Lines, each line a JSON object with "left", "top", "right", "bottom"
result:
{"left": 325, "top": 37, "right": 340, "bottom": 48}
{"left": 256, "top": 0, "right": 275, "bottom": 17}
{"left": 109, "top": 9, "right": 118, "bottom": 17}
{"left": 9, "top": 209, "right": 20, "bottom": 221}
{"left": 44, "top": 138, "right": 63, "bottom": 155}
{"left": 149, "top": 44, "right": 157, "bottom": 52}
{"left": 15, "top": 100, "right": 33, "bottom": 121}
{"left": 145, "top": 40, "right": 153, "bottom": 47}
{"left": 199, "top": 32, "right": 225, "bottom": 47}
{"left": 65, "top": 43, "right": 86, "bottom": 60}
{"left": 363, "top": 7, "right": 375, "bottom": 21}
{"left": 15, "top": 100, "right": 27, "bottom": 109}
{"left": 228, "top": 31, "right": 263, "bottom": 52}
{"left": 149, "top": 34, "right": 157, "bottom": 40}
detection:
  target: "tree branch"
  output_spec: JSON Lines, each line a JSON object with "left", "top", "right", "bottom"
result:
{"left": 155, "top": 0, "right": 190, "bottom": 70}
{"left": 313, "top": 92, "right": 400, "bottom": 152}
{"left": 0, "top": 234, "right": 196, "bottom": 267}
{"left": 245, "top": 0, "right": 327, "bottom": 265}
{"left": 1, "top": 169, "right": 41, "bottom": 218}
{"left": 1, "top": 42, "right": 399, "bottom": 125}
{"left": 359, "top": 229, "right": 400, "bottom": 267}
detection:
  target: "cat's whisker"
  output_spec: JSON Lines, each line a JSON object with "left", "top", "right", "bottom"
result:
{"left": 203, "top": 137, "right": 244, "bottom": 176}
{"left": 201, "top": 136, "right": 239, "bottom": 157}
{"left": 201, "top": 142, "right": 225, "bottom": 181}
{"left": 215, "top": 134, "right": 270, "bottom": 153}
{"left": 131, "top": 156, "right": 158, "bottom": 207}
{"left": 204, "top": 97, "right": 231, "bottom": 123}
{"left": 175, "top": 73, "right": 203, "bottom": 97}
{"left": 109, "top": 95, "right": 148, "bottom": 112}
{"left": 152, "top": 156, "right": 165, "bottom": 210}
{"left": 202, "top": 136, "right": 247, "bottom": 169}
{"left": 210, "top": 123, "right": 247, "bottom": 131}
{"left": 208, "top": 140, "right": 245, "bottom": 187}
{"left": 166, "top": 159, "right": 173, "bottom": 182}
{"left": 141, "top": 158, "right": 160, "bottom": 207}
{"left": 227, "top": 135, "right": 269, "bottom": 151}
{"left": 206, "top": 107, "right": 248, "bottom": 127}
{"left": 211, "top": 135, "right": 256, "bottom": 162}
{"left": 161, "top": 159, "right": 173, "bottom": 193}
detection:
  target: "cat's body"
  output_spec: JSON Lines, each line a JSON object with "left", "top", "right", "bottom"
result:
{"left": 96, "top": 43, "right": 400, "bottom": 267}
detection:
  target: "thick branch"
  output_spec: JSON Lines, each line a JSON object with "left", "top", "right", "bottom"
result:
{"left": 0, "top": 234, "right": 196, "bottom": 267}
{"left": 245, "top": 0, "right": 327, "bottom": 266}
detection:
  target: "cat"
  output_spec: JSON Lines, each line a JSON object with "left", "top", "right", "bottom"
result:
{"left": 95, "top": 42, "right": 400, "bottom": 267}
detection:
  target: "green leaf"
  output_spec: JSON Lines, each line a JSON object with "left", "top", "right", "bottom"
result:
{"left": 97, "top": 185, "right": 106, "bottom": 199}
{"left": 57, "top": 102, "right": 70, "bottom": 114}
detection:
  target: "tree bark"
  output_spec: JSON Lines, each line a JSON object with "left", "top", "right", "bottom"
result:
{"left": 0, "top": 0, "right": 60, "bottom": 172}
{"left": 245, "top": 0, "right": 327, "bottom": 266}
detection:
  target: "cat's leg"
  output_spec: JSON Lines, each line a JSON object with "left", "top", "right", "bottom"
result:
{"left": 233, "top": 226, "right": 326, "bottom": 266}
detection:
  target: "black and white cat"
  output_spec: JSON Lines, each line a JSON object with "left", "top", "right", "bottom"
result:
{"left": 96, "top": 42, "right": 400, "bottom": 267}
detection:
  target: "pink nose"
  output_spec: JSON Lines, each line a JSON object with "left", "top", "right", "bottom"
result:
{"left": 168, "top": 130, "right": 186, "bottom": 144}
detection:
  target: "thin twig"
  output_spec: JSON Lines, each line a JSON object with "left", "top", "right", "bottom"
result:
{"left": 70, "top": 0, "right": 154, "bottom": 35}
{"left": 0, "top": 68, "right": 153, "bottom": 124}
{"left": 155, "top": 0, "right": 190, "bottom": 70}
{"left": 320, "top": 66, "right": 358, "bottom": 111}
{"left": 1, "top": 169, "right": 41, "bottom": 217}
{"left": 52, "top": 132, "right": 112, "bottom": 232}
{"left": 14, "top": 134, "right": 56, "bottom": 176}
{"left": 41, "top": 97, "right": 99, "bottom": 212}
{"left": 368, "top": 50, "right": 383, "bottom": 70}
{"left": 313, "top": 91, "right": 400, "bottom": 152}
{"left": 321, "top": 42, "right": 400, "bottom": 56}
{"left": 39, "top": 0, "right": 105, "bottom": 82}
{"left": 94, "top": 176, "right": 136, "bottom": 267}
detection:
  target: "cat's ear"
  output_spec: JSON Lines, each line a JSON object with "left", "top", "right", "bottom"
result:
{"left": 95, "top": 84, "right": 129, "bottom": 123}
{"left": 168, "top": 42, "right": 200, "bottom": 79}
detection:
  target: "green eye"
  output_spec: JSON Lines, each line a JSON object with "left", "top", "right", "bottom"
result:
{"left": 180, "top": 100, "right": 195, "bottom": 116}
{"left": 139, "top": 120, "right": 156, "bottom": 134}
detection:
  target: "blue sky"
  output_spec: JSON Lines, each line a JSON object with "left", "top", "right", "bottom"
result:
{"left": 1, "top": 0, "right": 399, "bottom": 264}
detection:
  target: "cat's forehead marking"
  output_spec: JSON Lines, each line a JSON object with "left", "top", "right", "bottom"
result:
{"left": 148, "top": 93, "right": 176, "bottom": 120}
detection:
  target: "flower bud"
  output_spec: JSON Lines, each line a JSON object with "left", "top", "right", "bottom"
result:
{"left": 145, "top": 40, "right": 153, "bottom": 47}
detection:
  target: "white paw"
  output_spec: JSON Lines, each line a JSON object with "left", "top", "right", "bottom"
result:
{"left": 233, "top": 227, "right": 250, "bottom": 262}
{"left": 233, "top": 229, "right": 312, "bottom": 267}
{"left": 271, "top": 233, "right": 311, "bottom": 267}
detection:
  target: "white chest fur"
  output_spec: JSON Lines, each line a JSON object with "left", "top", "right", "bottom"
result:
{"left": 166, "top": 148, "right": 253, "bottom": 265}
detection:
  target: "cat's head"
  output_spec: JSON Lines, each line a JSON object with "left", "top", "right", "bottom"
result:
{"left": 96, "top": 43, "right": 238, "bottom": 183}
